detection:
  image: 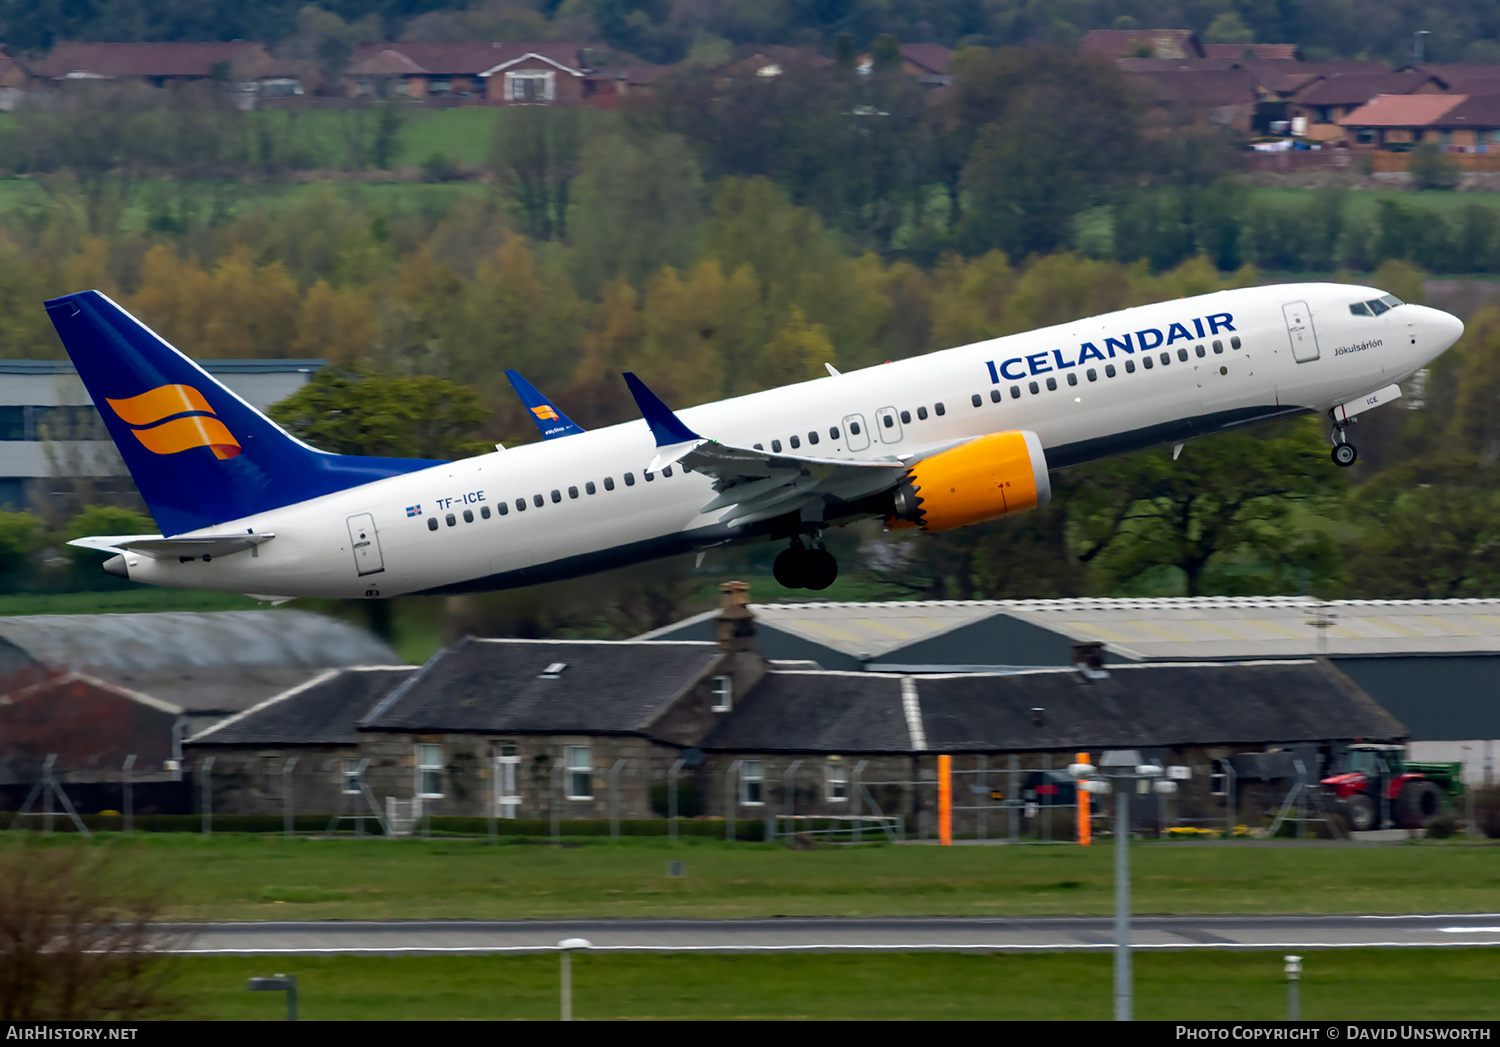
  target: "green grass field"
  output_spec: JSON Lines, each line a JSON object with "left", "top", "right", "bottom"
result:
{"left": 168, "top": 950, "right": 1500, "bottom": 1020}
{"left": 15, "top": 835, "right": 1500, "bottom": 922}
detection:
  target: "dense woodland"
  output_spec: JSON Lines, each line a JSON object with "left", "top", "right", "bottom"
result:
{"left": 13, "top": 0, "right": 1500, "bottom": 67}
{"left": 1, "top": 28, "right": 1500, "bottom": 632}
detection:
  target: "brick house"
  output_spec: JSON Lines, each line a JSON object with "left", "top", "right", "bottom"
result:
{"left": 1340, "top": 92, "right": 1500, "bottom": 151}
{"left": 345, "top": 41, "right": 593, "bottom": 104}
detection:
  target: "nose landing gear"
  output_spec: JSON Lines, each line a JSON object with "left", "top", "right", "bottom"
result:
{"left": 773, "top": 536, "right": 839, "bottom": 591}
{"left": 1330, "top": 412, "right": 1358, "bottom": 468}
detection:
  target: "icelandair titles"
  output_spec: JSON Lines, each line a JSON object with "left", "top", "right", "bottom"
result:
{"left": 986, "top": 312, "right": 1237, "bottom": 383}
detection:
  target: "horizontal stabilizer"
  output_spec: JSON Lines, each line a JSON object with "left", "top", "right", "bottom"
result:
{"left": 505, "top": 369, "right": 586, "bottom": 440}
{"left": 69, "top": 532, "right": 275, "bottom": 559}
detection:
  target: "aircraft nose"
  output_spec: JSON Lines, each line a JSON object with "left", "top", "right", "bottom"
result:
{"left": 1419, "top": 305, "right": 1464, "bottom": 354}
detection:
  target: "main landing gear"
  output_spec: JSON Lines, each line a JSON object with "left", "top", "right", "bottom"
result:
{"left": 1330, "top": 413, "right": 1358, "bottom": 468}
{"left": 774, "top": 536, "right": 839, "bottom": 591}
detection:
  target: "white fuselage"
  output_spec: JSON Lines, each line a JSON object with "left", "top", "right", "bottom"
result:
{"left": 116, "top": 283, "right": 1461, "bottom": 599}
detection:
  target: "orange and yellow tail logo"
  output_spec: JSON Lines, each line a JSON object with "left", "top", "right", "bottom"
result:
{"left": 105, "top": 384, "right": 241, "bottom": 460}
{"left": 530, "top": 405, "right": 560, "bottom": 421}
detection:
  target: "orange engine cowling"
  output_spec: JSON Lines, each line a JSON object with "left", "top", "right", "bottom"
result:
{"left": 887, "top": 429, "right": 1051, "bottom": 532}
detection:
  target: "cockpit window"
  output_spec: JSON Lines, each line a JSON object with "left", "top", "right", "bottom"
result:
{"left": 1379, "top": 294, "right": 1403, "bottom": 308}
{"left": 1352, "top": 295, "right": 1402, "bottom": 317}
{"left": 1349, "top": 302, "right": 1371, "bottom": 316}
{"left": 1367, "top": 299, "right": 1389, "bottom": 316}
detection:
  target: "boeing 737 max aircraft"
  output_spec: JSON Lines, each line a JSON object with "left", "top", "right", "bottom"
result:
{"left": 47, "top": 283, "right": 1462, "bottom": 599}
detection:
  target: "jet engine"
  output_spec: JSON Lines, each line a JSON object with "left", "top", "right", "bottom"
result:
{"left": 888, "top": 429, "right": 1051, "bottom": 532}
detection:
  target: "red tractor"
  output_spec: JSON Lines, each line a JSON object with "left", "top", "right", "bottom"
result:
{"left": 1321, "top": 744, "right": 1445, "bottom": 832}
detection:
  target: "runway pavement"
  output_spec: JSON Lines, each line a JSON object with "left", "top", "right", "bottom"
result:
{"left": 167, "top": 913, "right": 1500, "bottom": 955}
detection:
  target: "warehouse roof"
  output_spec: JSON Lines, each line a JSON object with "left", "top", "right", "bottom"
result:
{"left": 360, "top": 637, "right": 724, "bottom": 734}
{"left": 0, "top": 610, "right": 399, "bottom": 674}
{"left": 700, "top": 660, "right": 1403, "bottom": 753}
{"left": 642, "top": 597, "right": 1500, "bottom": 663}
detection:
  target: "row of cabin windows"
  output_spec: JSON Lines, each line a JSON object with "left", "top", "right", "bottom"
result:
{"left": 426, "top": 465, "right": 682, "bottom": 530}
{"left": 987, "top": 337, "right": 1243, "bottom": 402}
{"left": 751, "top": 406, "right": 947, "bottom": 453}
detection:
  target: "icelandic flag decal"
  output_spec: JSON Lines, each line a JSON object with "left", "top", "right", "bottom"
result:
{"left": 406, "top": 505, "right": 422, "bottom": 517}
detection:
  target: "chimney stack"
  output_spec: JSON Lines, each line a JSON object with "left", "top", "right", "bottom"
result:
{"left": 1071, "top": 640, "right": 1106, "bottom": 672}
{"left": 715, "top": 581, "right": 756, "bottom": 652}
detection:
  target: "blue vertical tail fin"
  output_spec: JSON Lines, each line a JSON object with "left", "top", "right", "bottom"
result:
{"left": 45, "top": 291, "right": 441, "bottom": 536}
{"left": 505, "top": 369, "right": 586, "bottom": 440}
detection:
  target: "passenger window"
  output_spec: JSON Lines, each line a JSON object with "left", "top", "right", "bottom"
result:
{"left": 1143, "top": 356, "right": 1153, "bottom": 370}
{"left": 1028, "top": 381, "right": 1039, "bottom": 394}
{"left": 624, "top": 473, "right": 635, "bottom": 486}
{"left": 604, "top": 476, "right": 615, "bottom": 491}
{"left": 1043, "top": 377, "right": 1055, "bottom": 391}
{"left": 446, "top": 513, "right": 456, "bottom": 527}
{"left": 754, "top": 443, "right": 764, "bottom": 450}
{"left": 568, "top": 486, "right": 578, "bottom": 499}
{"left": 916, "top": 406, "right": 928, "bottom": 420}
{"left": 1087, "top": 368, "right": 1097, "bottom": 381}
{"left": 1125, "top": 359, "right": 1135, "bottom": 373}
{"left": 849, "top": 422, "right": 860, "bottom": 435}
{"left": 790, "top": 435, "right": 800, "bottom": 448}
{"left": 585, "top": 481, "right": 596, "bottom": 495}
{"left": 935, "top": 402, "right": 945, "bottom": 415}
{"left": 989, "top": 389, "right": 1001, "bottom": 403}
{"left": 1105, "top": 364, "right": 1116, "bottom": 378}
{"left": 1177, "top": 348, "right": 1189, "bottom": 362}
{"left": 1010, "top": 386, "right": 1021, "bottom": 398}
{"left": 662, "top": 466, "right": 673, "bottom": 477}
{"left": 1212, "top": 340, "right": 1223, "bottom": 352}
{"left": 772, "top": 439, "right": 782, "bottom": 451}
{"left": 427, "top": 518, "right": 438, "bottom": 531}
{"left": 1066, "top": 372, "right": 1078, "bottom": 387}
{"left": 808, "top": 431, "right": 818, "bottom": 445}
{"left": 1231, "top": 336, "right": 1241, "bottom": 349}
{"left": 900, "top": 410, "right": 911, "bottom": 424}
{"left": 972, "top": 394, "right": 982, "bottom": 407}
{"left": 644, "top": 471, "right": 655, "bottom": 482}
{"left": 480, "top": 505, "right": 491, "bottom": 519}
{"left": 882, "top": 415, "right": 894, "bottom": 428}
{"left": 534, "top": 494, "right": 545, "bottom": 508}
{"left": 551, "top": 490, "right": 562, "bottom": 503}
{"left": 516, "top": 499, "right": 526, "bottom": 512}
{"left": 498, "top": 502, "right": 509, "bottom": 515}
{"left": 463, "top": 509, "right": 473, "bottom": 523}
{"left": 1160, "top": 352, "right": 1170, "bottom": 365}
{"left": 829, "top": 427, "right": 840, "bottom": 439}
{"left": 1195, "top": 345, "right": 1205, "bottom": 358}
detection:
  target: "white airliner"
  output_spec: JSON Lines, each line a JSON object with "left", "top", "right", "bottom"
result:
{"left": 49, "top": 283, "right": 1461, "bottom": 598}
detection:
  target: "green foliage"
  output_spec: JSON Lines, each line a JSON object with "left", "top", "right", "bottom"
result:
{"left": 1409, "top": 142, "right": 1462, "bottom": 192}
{"left": 0, "top": 511, "right": 43, "bottom": 592}
{"left": 267, "top": 368, "right": 490, "bottom": 460}
{"left": 63, "top": 505, "right": 154, "bottom": 588}
{"left": 490, "top": 107, "right": 581, "bottom": 242}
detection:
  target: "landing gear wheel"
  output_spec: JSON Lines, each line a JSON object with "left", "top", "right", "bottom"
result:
{"left": 803, "top": 549, "right": 838, "bottom": 591}
{"left": 1331, "top": 442, "right": 1358, "bottom": 467}
{"left": 773, "top": 546, "right": 809, "bottom": 589}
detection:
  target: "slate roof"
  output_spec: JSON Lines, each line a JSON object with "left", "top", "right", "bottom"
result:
{"left": 701, "top": 661, "right": 1404, "bottom": 754}
{"left": 1131, "top": 68, "right": 1258, "bottom": 105}
{"left": 189, "top": 666, "right": 415, "bottom": 746}
{"left": 0, "top": 610, "right": 398, "bottom": 675}
{"left": 1436, "top": 93, "right": 1500, "bottom": 127}
{"left": 1293, "top": 72, "right": 1438, "bottom": 106}
{"left": 360, "top": 638, "right": 724, "bottom": 734}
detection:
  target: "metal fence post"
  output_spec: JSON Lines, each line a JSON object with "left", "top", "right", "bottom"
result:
{"left": 609, "top": 759, "right": 625, "bottom": 841}
{"left": 668, "top": 758, "right": 685, "bottom": 843}
{"left": 122, "top": 754, "right": 135, "bottom": 834}
{"left": 550, "top": 761, "right": 563, "bottom": 846}
{"left": 782, "top": 759, "right": 801, "bottom": 845}
{"left": 853, "top": 760, "right": 867, "bottom": 843}
{"left": 976, "top": 755, "right": 987, "bottom": 841}
{"left": 1009, "top": 754, "right": 1019, "bottom": 844}
{"left": 201, "top": 756, "right": 215, "bottom": 837}
{"left": 282, "top": 756, "right": 298, "bottom": 838}
{"left": 725, "top": 760, "right": 741, "bottom": 842}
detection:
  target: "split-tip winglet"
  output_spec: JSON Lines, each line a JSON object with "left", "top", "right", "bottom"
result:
{"left": 622, "top": 372, "right": 702, "bottom": 447}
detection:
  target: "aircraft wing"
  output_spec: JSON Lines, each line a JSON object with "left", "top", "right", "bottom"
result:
{"left": 622, "top": 372, "right": 907, "bottom": 528}
{"left": 506, "top": 369, "right": 585, "bottom": 440}
{"left": 68, "top": 532, "right": 276, "bottom": 559}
